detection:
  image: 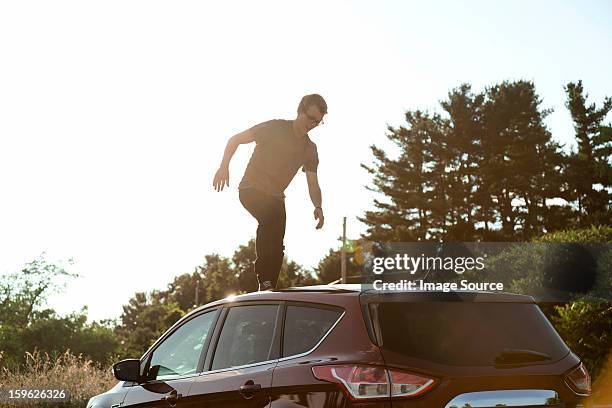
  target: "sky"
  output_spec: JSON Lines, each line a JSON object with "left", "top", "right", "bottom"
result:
{"left": 1, "top": 0, "right": 611, "bottom": 322}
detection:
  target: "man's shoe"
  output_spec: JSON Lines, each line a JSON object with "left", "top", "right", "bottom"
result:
{"left": 259, "top": 280, "right": 274, "bottom": 291}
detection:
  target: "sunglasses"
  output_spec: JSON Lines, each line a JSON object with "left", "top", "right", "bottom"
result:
{"left": 305, "top": 111, "right": 324, "bottom": 127}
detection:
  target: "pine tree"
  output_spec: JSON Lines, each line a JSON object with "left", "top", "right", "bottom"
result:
{"left": 481, "top": 80, "right": 565, "bottom": 238}
{"left": 360, "top": 110, "right": 446, "bottom": 241}
{"left": 564, "top": 81, "right": 612, "bottom": 225}
{"left": 440, "top": 84, "right": 484, "bottom": 239}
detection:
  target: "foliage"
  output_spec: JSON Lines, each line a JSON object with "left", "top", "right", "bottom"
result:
{"left": 564, "top": 81, "right": 612, "bottom": 226}
{"left": 552, "top": 299, "right": 612, "bottom": 381}
{"left": 114, "top": 291, "right": 184, "bottom": 359}
{"left": 0, "top": 255, "right": 117, "bottom": 368}
{"left": 544, "top": 228, "right": 612, "bottom": 381}
{"left": 0, "top": 254, "right": 77, "bottom": 329}
{"left": 20, "top": 310, "right": 119, "bottom": 368}
{"left": 232, "top": 239, "right": 259, "bottom": 293}
{"left": 448, "top": 226, "right": 611, "bottom": 383}
{"left": 535, "top": 225, "right": 612, "bottom": 243}
{"left": 232, "top": 239, "right": 318, "bottom": 290}
{"left": 277, "top": 259, "right": 318, "bottom": 288}
{"left": 470, "top": 241, "right": 611, "bottom": 300}
{"left": 315, "top": 247, "right": 361, "bottom": 284}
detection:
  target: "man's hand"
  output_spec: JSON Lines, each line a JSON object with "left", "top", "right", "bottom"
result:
{"left": 213, "top": 166, "right": 230, "bottom": 192}
{"left": 314, "top": 207, "right": 324, "bottom": 229}
{"left": 212, "top": 130, "right": 255, "bottom": 193}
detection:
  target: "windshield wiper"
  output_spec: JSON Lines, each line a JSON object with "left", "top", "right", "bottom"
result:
{"left": 494, "top": 348, "right": 551, "bottom": 365}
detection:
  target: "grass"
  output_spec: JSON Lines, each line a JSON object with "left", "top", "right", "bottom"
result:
{"left": 0, "top": 350, "right": 117, "bottom": 408}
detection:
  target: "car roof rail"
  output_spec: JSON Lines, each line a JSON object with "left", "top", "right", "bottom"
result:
{"left": 272, "top": 284, "right": 361, "bottom": 293}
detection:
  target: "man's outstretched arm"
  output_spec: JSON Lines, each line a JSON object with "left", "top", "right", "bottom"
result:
{"left": 306, "top": 171, "right": 324, "bottom": 229}
{"left": 213, "top": 129, "right": 255, "bottom": 192}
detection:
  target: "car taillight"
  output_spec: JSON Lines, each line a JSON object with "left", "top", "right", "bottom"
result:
{"left": 388, "top": 367, "right": 436, "bottom": 397}
{"left": 566, "top": 363, "right": 591, "bottom": 395}
{"left": 312, "top": 365, "right": 435, "bottom": 400}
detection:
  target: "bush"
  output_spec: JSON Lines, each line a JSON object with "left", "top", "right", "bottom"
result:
{"left": 537, "top": 226, "right": 612, "bottom": 388}
{"left": 552, "top": 300, "right": 612, "bottom": 378}
{"left": 461, "top": 226, "right": 612, "bottom": 300}
{"left": 0, "top": 349, "right": 117, "bottom": 408}
{"left": 535, "top": 225, "right": 612, "bottom": 243}
{"left": 470, "top": 225, "right": 611, "bottom": 384}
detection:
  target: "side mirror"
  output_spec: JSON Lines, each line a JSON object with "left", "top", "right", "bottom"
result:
{"left": 113, "top": 359, "right": 141, "bottom": 382}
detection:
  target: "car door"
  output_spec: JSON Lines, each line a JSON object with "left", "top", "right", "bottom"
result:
{"left": 185, "top": 302, "right": 282, "bottom": 408}
{"left": 269, "top": 303, "right": 350, "bottom": 408}
{"left": 122, "top": 309, "right": 220, "bottom": 408}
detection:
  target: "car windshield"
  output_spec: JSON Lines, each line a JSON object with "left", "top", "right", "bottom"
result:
{"left": 375, "top": 302, "right": 569, "bottom": 366}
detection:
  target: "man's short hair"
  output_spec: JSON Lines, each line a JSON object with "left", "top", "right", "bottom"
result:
{"left": 298, "top": 94, "right": 328, "bottom": 115}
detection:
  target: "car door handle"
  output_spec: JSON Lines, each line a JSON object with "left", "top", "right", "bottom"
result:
{"left": 161, "top": 391, "right": 183, "bottom": 402}
{"left": 240, "top": 383, "right": 262, "bottom": 392}
{"left": 239, "top": 382, "right": 262, "bottom": 399}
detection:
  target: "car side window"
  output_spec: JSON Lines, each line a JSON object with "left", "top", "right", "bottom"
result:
{"left": 211, "top": 304, "right": 279, "bottom": 370}
{"left": 147, "top": 310, "right": 217, "bottom": 381}
{"left": 283, "top": 305, "right": 343, "bottom": 357}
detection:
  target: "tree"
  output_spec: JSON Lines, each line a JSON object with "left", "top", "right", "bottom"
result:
{"left": 115, "top": 291, "right": 184, "bottom": 358}
{"left": 0, "top": 255, "right": 74, "bottom": 365}
{"left": 159, "top": 251, "right": 249, "bottom": 311}
{"left": 22, "top": 309, "right": 119, "bottom": 365}
{"left": 0, "top": 254, "right": 76, "bottom": 330}
{"left": 360, "top": 110, "right": 447, "bottom": 241}
{"left": 481, "top": 80, "right": 566, "bottom": 238}
{"left": 199, "top": 254, "right": 240, "bottom": 301}
{"left": 360, "top": 81, "right": 567, "bottom": 241}
{"left": 0, "top": 255, "right": 118, "bottom": 367}
{"left": 439, "top": 84, "right": 484, "bottom": 239}
{"left": 315, "top": 247, "right": 361, "bottom": 284}
{"left": 230, "top": 238, "right": 316, "bottom": 290}
{"left": 160, "top": 272, "right": 203, "bottom": 311}
{"left": 564, "top": 81, "right": 612, "bottom": 225}
{"left": 277, "top": 259, "right": 318, "bottom": 288}
{"left": 112, "top": 254, "right": 239, "bottom": 358}
{"left": 232, "top": 239, "right": 259, "bottom": 293}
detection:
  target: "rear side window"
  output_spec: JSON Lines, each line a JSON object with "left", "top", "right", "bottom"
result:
{"left": 211, "top": 305, "right": 279, "bottom": 370}
{"left": 283, "top": 305, "right": 343, "bottom": 357}
{"left": 376, "top": 302, "right": 569, "bottom": 366}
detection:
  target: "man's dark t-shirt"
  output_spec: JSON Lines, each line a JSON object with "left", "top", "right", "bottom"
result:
{"left": 239, "top": 119, "right": 319, "bottom": 199}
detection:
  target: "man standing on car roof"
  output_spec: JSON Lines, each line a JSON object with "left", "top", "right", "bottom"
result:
{"left": 213, "top": 94, "right": 327, "bottom": 291}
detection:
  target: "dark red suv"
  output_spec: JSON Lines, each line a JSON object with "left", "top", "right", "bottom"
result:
{"left": 88, "top": 285, "right": 591, "bottom": 408}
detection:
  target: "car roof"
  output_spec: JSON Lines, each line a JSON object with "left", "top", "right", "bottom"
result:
{"left": 187, "top": 283, "right": 534, "bottom": 316}
{"left": 187, "top": 284, "right": 359, "bottom": 312}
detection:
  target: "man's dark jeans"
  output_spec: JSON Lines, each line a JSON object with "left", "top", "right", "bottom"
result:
{"left": 239, "top": 188, "right": 285, "bottom": 288}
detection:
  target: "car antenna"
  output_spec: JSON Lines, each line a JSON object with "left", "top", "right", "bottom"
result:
{"left": 420, "top": 242, "right": 444, "bottom": 282}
